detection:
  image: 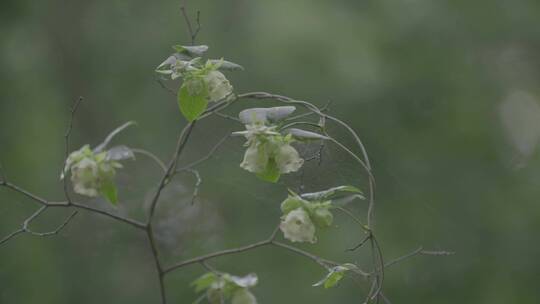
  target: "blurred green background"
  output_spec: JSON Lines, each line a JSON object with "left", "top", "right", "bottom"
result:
{"left": 2, "top": 0, "right": 540, "bottom": 303}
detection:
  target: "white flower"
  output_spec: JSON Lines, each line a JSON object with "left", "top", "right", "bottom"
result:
{"left": 231, "top": 289, "right": 257, "bottom": 304}
{"left": 205, "top": 70, "right": 233, "bottom": 102}
{"left": 275, "top": 143, "right": 304, "bottom": 174}
{"left": 240, "top": 143, "right": 269, "bottom": 173}
{"left": 65, "top": 146, "right": 120, "bottom": 200}
{"left": 280, "top": 208, "right": 317, "bottom": 243}
{"left": 71, "top": 158, "right": 100, "bottom": 197}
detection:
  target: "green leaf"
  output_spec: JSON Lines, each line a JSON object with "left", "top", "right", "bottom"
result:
{"left": 192, "top": 272, "right": 218, "bottom": 293}
{"left": 301, "top": 185, "right": 363, "bottom": 201}
{"left": 323, "top": 271, "right": 345, "bottom": 288}
{"left": 280, "top": 195, "right": 306, "bottom": 214}
{"left": 100, "top": 179, "right": 118, "bottom": 205}
{"left": 256, "top": 158, "right": 280, "bottom": 183}
{"left": 313, "top": 266, "right": 350, "bottom": 289}
{"left": 208, "top": 59, "right": 244, "bottom": 71}
{"left": 178, "top": 79, "right": 209, "bottom": 122}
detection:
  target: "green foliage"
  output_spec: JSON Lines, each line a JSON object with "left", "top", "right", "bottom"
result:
{"left": 313, "top": 264, "right": 358, "bottom": 289}
{"left": 156, "top": 45, "right": 240, "bottom": 121}
{"left": 63, "top": 122, "right": 135, "bottom": 205}
{"left": 178, "top": 77, "right": 209, "bottom": 122}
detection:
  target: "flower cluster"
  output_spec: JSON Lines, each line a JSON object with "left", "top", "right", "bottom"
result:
{"left": 192, "top": 272, "right": 258, "bottom": 304}
{"left": 238, "top": 124, "right": 304, "bottom": 182}
{"left": 62, "top": 122, "right": 135, "bottom": 205}
{"left": 279, "top": 194, "right": 334, "bottom": 243}
{"left": 156, "top": 45, "right": 242, "bottom": 121}
{"left": 234, "top": 107, "right": 307, "bottom": 182}
{"left": 63, "top": 145, "right": 122, "bottom": 204}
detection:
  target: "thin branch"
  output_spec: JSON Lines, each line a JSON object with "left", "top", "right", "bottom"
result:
{"left": 69, "top": 202, "right": 146, "bottom": 229}
{"left": 180, "top": 0, "right": 201, "bottom": 45}
{"left": 186, "top": 169, "right": 201, "bottom": 204}
{"left": 156, "top": 76, "right": 177, "bottom": 96}
{"left": 148, "top": 121, "right": 197, "bottom": 224}
{"left": 25, "top": 211, "right": 78, "bottom": 237}
{"left": 383, "top": 247, "right": 455, "bottom": 269}
{"left": 1, "top": 206, "right": 77, "bottom": 247}
{"left": 146, "top": 226, "right": 167, "bottom": 304}
{"left": 132, "top": 148, "right": 167, "bottom": 172}
{"left": 177, "top": 134, "right": 230, "bottom": 172}
{"left": 0, "top": 180, "right": 147, "bottom": 230}
{"left": 164, "top": 239, "right": 271, "bottom": 274}
{"left": 214, "top": 111, "right": 241, "bottom": 122}
{"left": 63, "top": 96, "right": 83, "bottom": 204}
{"left": 1, "top": 182, "right": 51, "bottom": 206}
{"left": 347, "top": 234, "right": 370, "bottom": 252}
{"left": 270, "top": 241, "right": 336, "bottom": 270}
{"left": 0, "top": 229, "right": 24, "bottom": 246}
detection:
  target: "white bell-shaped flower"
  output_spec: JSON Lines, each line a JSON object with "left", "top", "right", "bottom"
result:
{"left": 280, "top": 208, "right": 317, "bottom": 243}
{"left": 71, "top": 158, "right": 100, "bottom": 197}
{"left": 205, "top": 70, "right": 233, "bottom": 102}
{"left": 275, "top": 143, "right": 304, "bottom": 174}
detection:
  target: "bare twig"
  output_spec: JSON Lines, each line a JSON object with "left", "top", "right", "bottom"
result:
{"left": 0, "top": 229, "right": 24, "bottom": 246}
{"left": 186, "top": 169, "right": 201, "bottom": 204}
{"left": 156, "top": 76, "right": 177, "bottom": 96}
{"left": 180, "top": 0, "right": 201, "bottom": 45}
{"left": 177, "top": 134, "right": 230, "bottom": 172}
{"left": 1, "top": 206, "right": 77, "bottom": 247}
{"left": 383, "top": 247, "right": 454, "bottom": 269}
{"left": 63, "top": 96, "right": 84, "bottom": 204}
{"left": 132, "top": 148, "right": 167, "bottom": 173}
{"left": 164, "top": 239, "right": 271, "bottom": 274}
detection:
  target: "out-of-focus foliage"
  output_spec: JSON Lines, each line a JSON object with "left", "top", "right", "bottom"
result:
{"left": 1, "top": 0, "right": 540, "bottom": 303}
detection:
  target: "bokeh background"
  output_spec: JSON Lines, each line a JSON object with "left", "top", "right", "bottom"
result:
{"left": 1, "top": 0, "right": 540, "bottom": 303}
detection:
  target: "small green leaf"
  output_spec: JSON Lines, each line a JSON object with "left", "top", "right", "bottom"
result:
{"left": 178, "top": 79, "right": 209, "bottom": 122}
{"left": 323, "top": 271, "right": 345, "bottom": 288}
{"left": 192, "top": 272, "right": 218, "bottom": 293}
{"left": 256, "top": 158, "right": 280, "bottom": 183}
{"left": 208, "top": 59, "right": 244, "bottom": 71}
{"left": 313, "top": 265, "right": 351, "bottom": 289}
{"left": 280, "top": 195, "right": 306, "bottom": 214}
{"left": 100, "top": 179, "right": 118, "bottom": 205}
